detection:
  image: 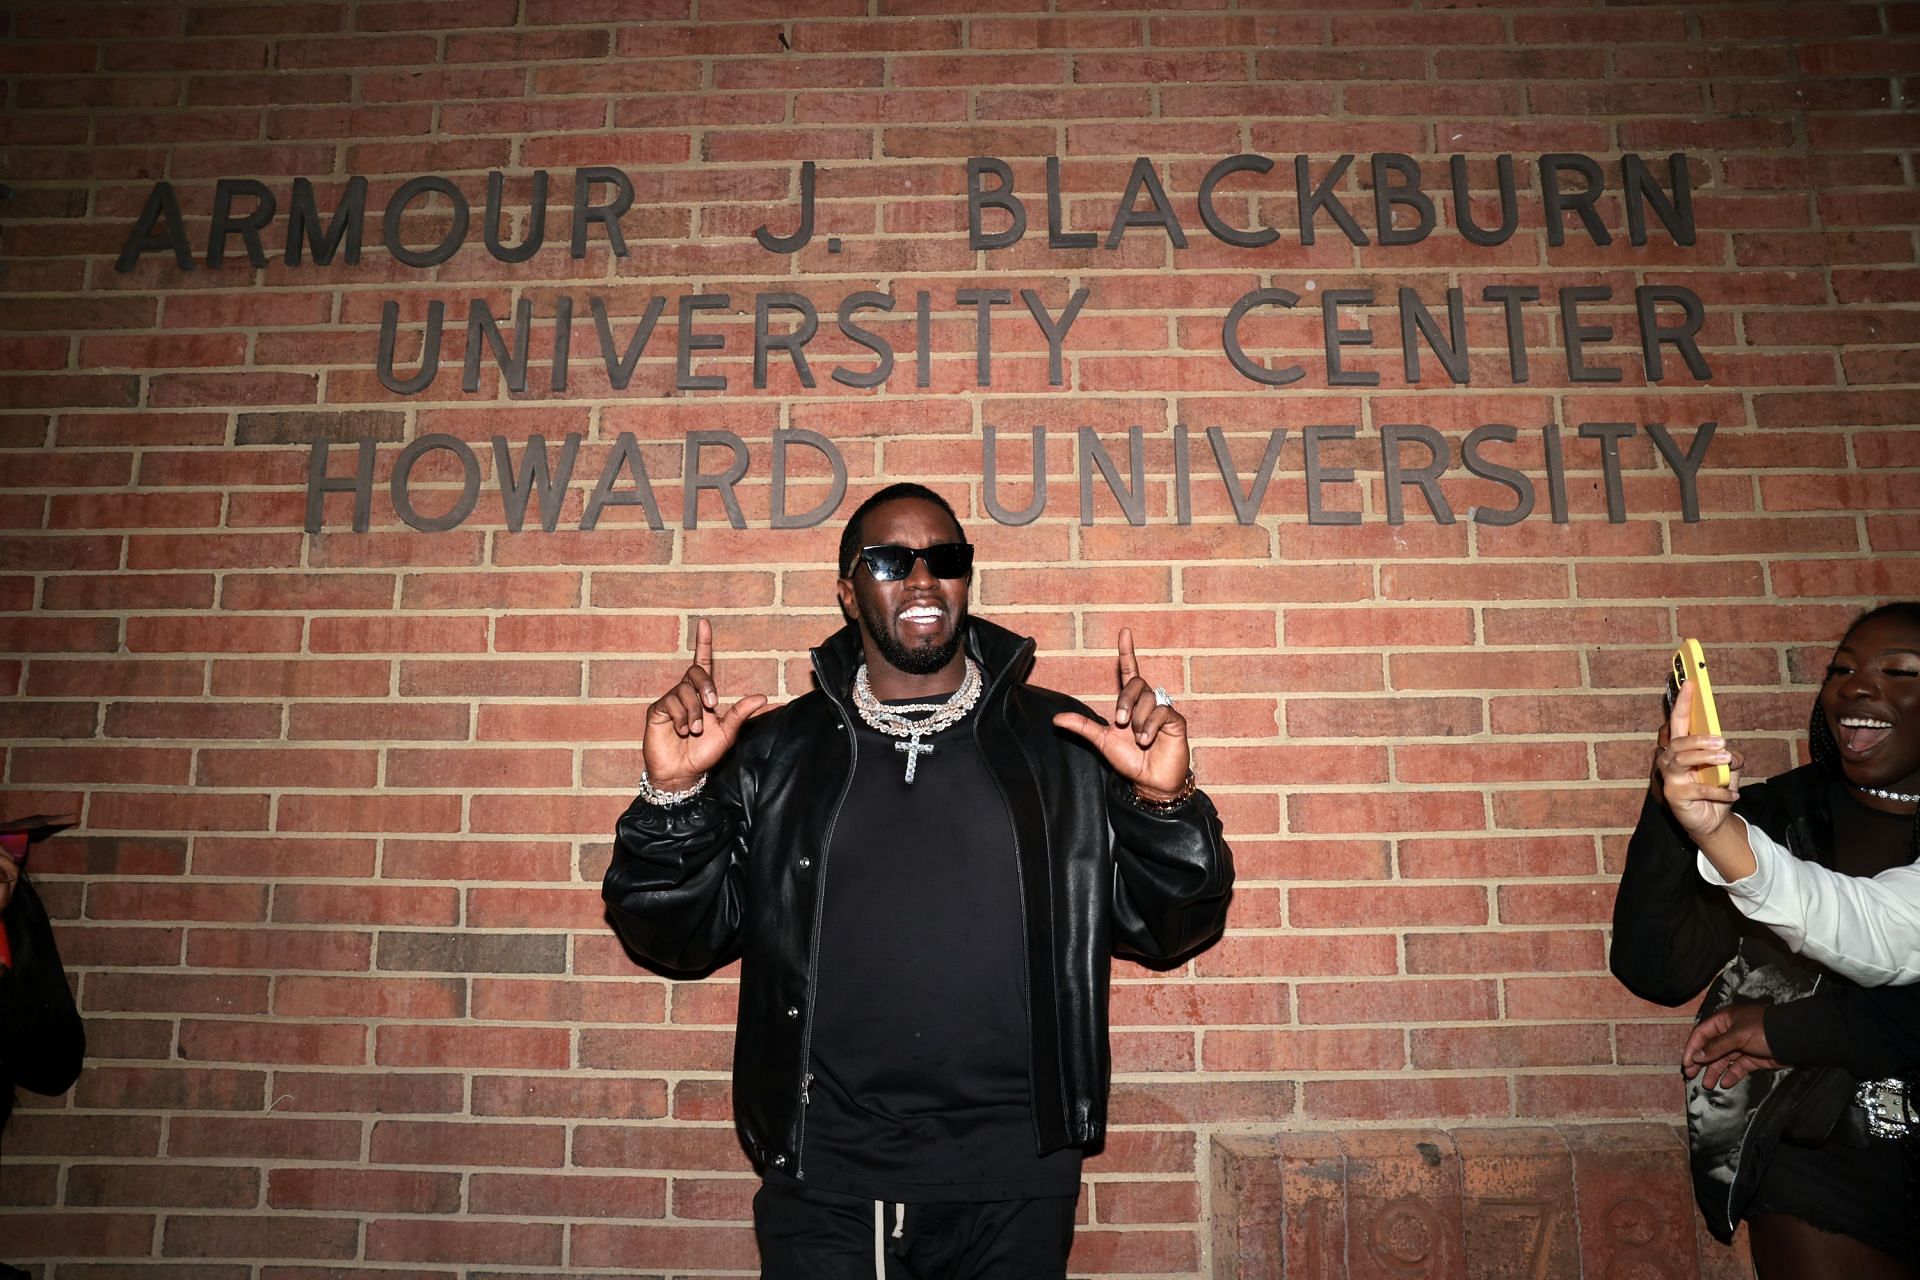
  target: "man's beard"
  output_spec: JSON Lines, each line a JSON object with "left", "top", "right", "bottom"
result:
{"left": 859, "top": 595, "right": 967, "bottom": 676}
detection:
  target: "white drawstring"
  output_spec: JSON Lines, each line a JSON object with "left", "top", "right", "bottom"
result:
{"left": 873, "top": 1200, "right": 907, "bottom": 1277}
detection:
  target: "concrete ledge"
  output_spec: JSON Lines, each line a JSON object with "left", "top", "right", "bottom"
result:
{"left": 1210, "top": 1125, "right": 1754, "bottom": 1279}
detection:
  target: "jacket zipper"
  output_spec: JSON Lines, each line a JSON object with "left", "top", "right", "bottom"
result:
{"left": 972, "top": 637, "right": 1047, "bottom": 1147}
{"left": 792, "top": 660, "right": 860, "bottom": 1180}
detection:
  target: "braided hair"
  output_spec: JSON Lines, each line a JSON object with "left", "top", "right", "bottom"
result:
{"left": 1807, "top": 600, "right": 1920, "bottom": 864}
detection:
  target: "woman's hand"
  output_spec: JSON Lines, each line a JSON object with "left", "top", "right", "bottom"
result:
{"left": 1653, "top": 681, "right": 1751, "bottom": 876}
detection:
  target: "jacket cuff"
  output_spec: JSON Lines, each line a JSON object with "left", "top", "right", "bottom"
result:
{"left": 1764, "top": 995, "right": 1849, "bottom": 1068}
{"left": 1106, "top": 770, "right": 1207, "bottom": 821}
{"left": 618, "top": 790, "right": 729, "bottom": 838}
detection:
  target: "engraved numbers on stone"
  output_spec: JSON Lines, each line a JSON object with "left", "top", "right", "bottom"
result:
{"left": 1479, "top": 1199, "right": 1566, "bottom": 1280}
{"left": 1603, "top": 1196, "right": 1678, "bottom": 1280}
{"left": 1367, "top": 1196, "right": 1442, "bottom": 1273}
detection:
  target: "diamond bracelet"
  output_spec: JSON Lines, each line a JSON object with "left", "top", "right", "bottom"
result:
{"left": 638, "top": 768, "right": 708, "bottom": 806}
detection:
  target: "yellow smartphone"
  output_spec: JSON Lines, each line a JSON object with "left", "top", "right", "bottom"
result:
{"left": 1666, "top": 639, "right": 1730, "bottom": 787}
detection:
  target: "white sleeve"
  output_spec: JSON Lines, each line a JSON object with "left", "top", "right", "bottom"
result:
{"left": 1694, "top": 816, "right": 1920, "bottom": 987}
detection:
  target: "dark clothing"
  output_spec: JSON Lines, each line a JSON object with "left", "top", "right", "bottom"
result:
{"left": 1764, "top": 792, "right": 1920, "bottom": 1080}
{"left": 790, "top": 705, "right": 1081, "bottom": 1202}
{"left": 1, "top": 875, "right": 85, "bottom": 1132}
{"left": 1770, "top": 984, "right": 1920, "bottom": 1079}
{"left": 603, "top": 618, "right": 1234, "bottom": 1179}
{"left": 1747, "top": 1132, "right": 1914, "bottom": 1262}
{"left": 1611, "top": 765, "right": 1913, "bottom": 1253}
{"left": 753, "top": 1181, "right": 1076, "bottom": 1280}
{"left": 1610, "top": 767, "right": 1907, "bottom": 1006}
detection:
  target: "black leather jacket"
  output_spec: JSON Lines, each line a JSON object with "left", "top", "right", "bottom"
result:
{"left": 603, "top": 618, "right": 1233, "bottom": 1177}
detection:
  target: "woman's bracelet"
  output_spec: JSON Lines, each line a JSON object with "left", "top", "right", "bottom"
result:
{"left": 638, "top": 768, "right": 708, "bottom": 806}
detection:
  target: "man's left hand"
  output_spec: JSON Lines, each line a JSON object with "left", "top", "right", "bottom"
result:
{"left": 1683, "top": 1001, "right": 1782, "bottom": 1089}
{"left": 1052, "top": 627, "right": 1192, "bottom": 801}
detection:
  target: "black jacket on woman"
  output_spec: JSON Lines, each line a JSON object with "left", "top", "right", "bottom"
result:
{"left": 1770, "top": 982, "right": 1920, "bottom": 1079}
{"left": 1612, "top": 763, "right": 1908, "bottom": 1245}
{"left": 603, "top": 618, "right": 1234, "bottom": 1178}
{"left": 1, "top": 874, "right": 85, "bottom": 1131}
{"left": 1611, "top": 765, "right": 1835, "bottom": 1007}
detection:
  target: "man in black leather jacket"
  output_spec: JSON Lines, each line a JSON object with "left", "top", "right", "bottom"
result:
{"left": 603, "top": 483, "right": 1233, "bottom": 1279}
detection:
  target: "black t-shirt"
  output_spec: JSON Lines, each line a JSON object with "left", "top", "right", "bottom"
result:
{"left": 1768, "top": 789, "right": 1920, "bottom": 1077}
{"left": 781, "top": 699, "right": 1083, "bottom": 1201}
{"left": 1826, "top": 783, "right": 1914, "bottom": 878}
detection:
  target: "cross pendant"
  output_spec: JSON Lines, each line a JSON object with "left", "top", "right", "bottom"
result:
{"left": 895, "top": 735, "right": 934, "bottom": 783}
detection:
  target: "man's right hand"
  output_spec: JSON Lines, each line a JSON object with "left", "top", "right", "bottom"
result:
{"left": 642, "top": 618, "right": 770, "bottom": 793}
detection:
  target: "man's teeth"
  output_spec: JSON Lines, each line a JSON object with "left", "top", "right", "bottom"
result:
{"left": 900, "top": 607, "right": 943, "bottom": 621}
{"left": 1840, "top": 717, "right": 1892, "bottom": 729}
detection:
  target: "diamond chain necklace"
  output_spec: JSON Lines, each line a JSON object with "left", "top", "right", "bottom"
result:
{"left": 851, "top": 658, "right": 982, "bottom": 784}
{"left": 1856, "top": 783, "right": 1920, "bottom": 805}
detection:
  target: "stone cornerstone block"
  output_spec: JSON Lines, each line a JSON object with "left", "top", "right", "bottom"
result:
{"left": 1211, "top": 1126, "right": 1754, "bottom": 1280}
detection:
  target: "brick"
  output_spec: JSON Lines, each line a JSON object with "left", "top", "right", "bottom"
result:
{"left": 85, "top": 971, "right": 268, "bottom": 1015}
{"left": 1405, "top": 929, "right": 1604, "bottom": 975}
{"left": 67, "top": 1163, "right": 260, "bottom": 1209}
{"left": 4, "top": 1114, "right": 163, "bottom": 1160}
{"left": 179, "top": 1018, "right": 368, "bottom": 1066}
{"left": 371, "top": 1119, "right": 566, "bottom": 1169}
{"left": 1203, "top": 1028, "right": 1403, "bottom": 1074}
{"left": 577, "top": 1027, "right": 732, "bottom": 1072}
{"left": 1290, "top": 791, "right": 1487, "bottom": 835}
{"left": 268, "top": 1073, "right": 464, "bottom": 1118}
{"left": 288, "top": 702, "right": 471, "bottom": 741}
{"left": 268, "top": 1168, "right": 461, "bottom": 1214}
{"left": 1196, "top": 932, "right": 1397, "bottom": 979}
{"left": 275, "top": 975, "right": 462, "bottom": 1019}
{"left": 164, "top": 1215, "right": 360, "bottom": 1260}
{"left": 74, "top": 1066, "right": 265, "bottom": 1112}
{"left": 0, "top": 1213, "right": 156, "bottom": 1260}
{"left": 468, "top": 1171, "right": 668, "bottom": 1219}
{"left": 274, "top": 883, "right": 458, "bottom": 927}
{"left": 1297, "top": 980, "right": 1499, "bottom": 1026}
{"left": 472, "top": 1074, "right": 668, "bottom": 1119}
{"left": 186, "top": 926, "right": 371, "bottom": 971}
{"left": 376, "top": 931, "right": 568, "bottom": 974}
{"left": 1411, "top": 1024, "right": 1612, "bottom": 1070}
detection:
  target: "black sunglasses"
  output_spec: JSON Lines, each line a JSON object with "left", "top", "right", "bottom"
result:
{"left": 853, "top": 542, "right": 974, "bottom": 582}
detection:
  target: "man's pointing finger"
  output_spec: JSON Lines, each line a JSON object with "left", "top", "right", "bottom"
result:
{"left": 694, "top": 618, "right": 716, "bottom": 706}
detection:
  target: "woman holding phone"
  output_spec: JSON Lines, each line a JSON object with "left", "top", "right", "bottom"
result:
{"left": 1612, "top": 601, "right": 1920, "bottom": 1275}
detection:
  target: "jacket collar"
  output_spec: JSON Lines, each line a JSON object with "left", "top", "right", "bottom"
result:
{"left": 810, "top": 615, "right": 1036, "bottom": 705}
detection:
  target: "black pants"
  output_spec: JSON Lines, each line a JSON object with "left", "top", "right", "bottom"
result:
{"left": 753, "top": 1181, "right": 1077, "bottom": 1280}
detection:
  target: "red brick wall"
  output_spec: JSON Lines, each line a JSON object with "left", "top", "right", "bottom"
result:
{"left": 2, "top": 0, "right": 1916, "bottom": 1274}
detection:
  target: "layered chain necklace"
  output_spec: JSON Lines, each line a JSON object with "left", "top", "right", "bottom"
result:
{"left": 851, "top": 658, "right": 982, "bottom": 783}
